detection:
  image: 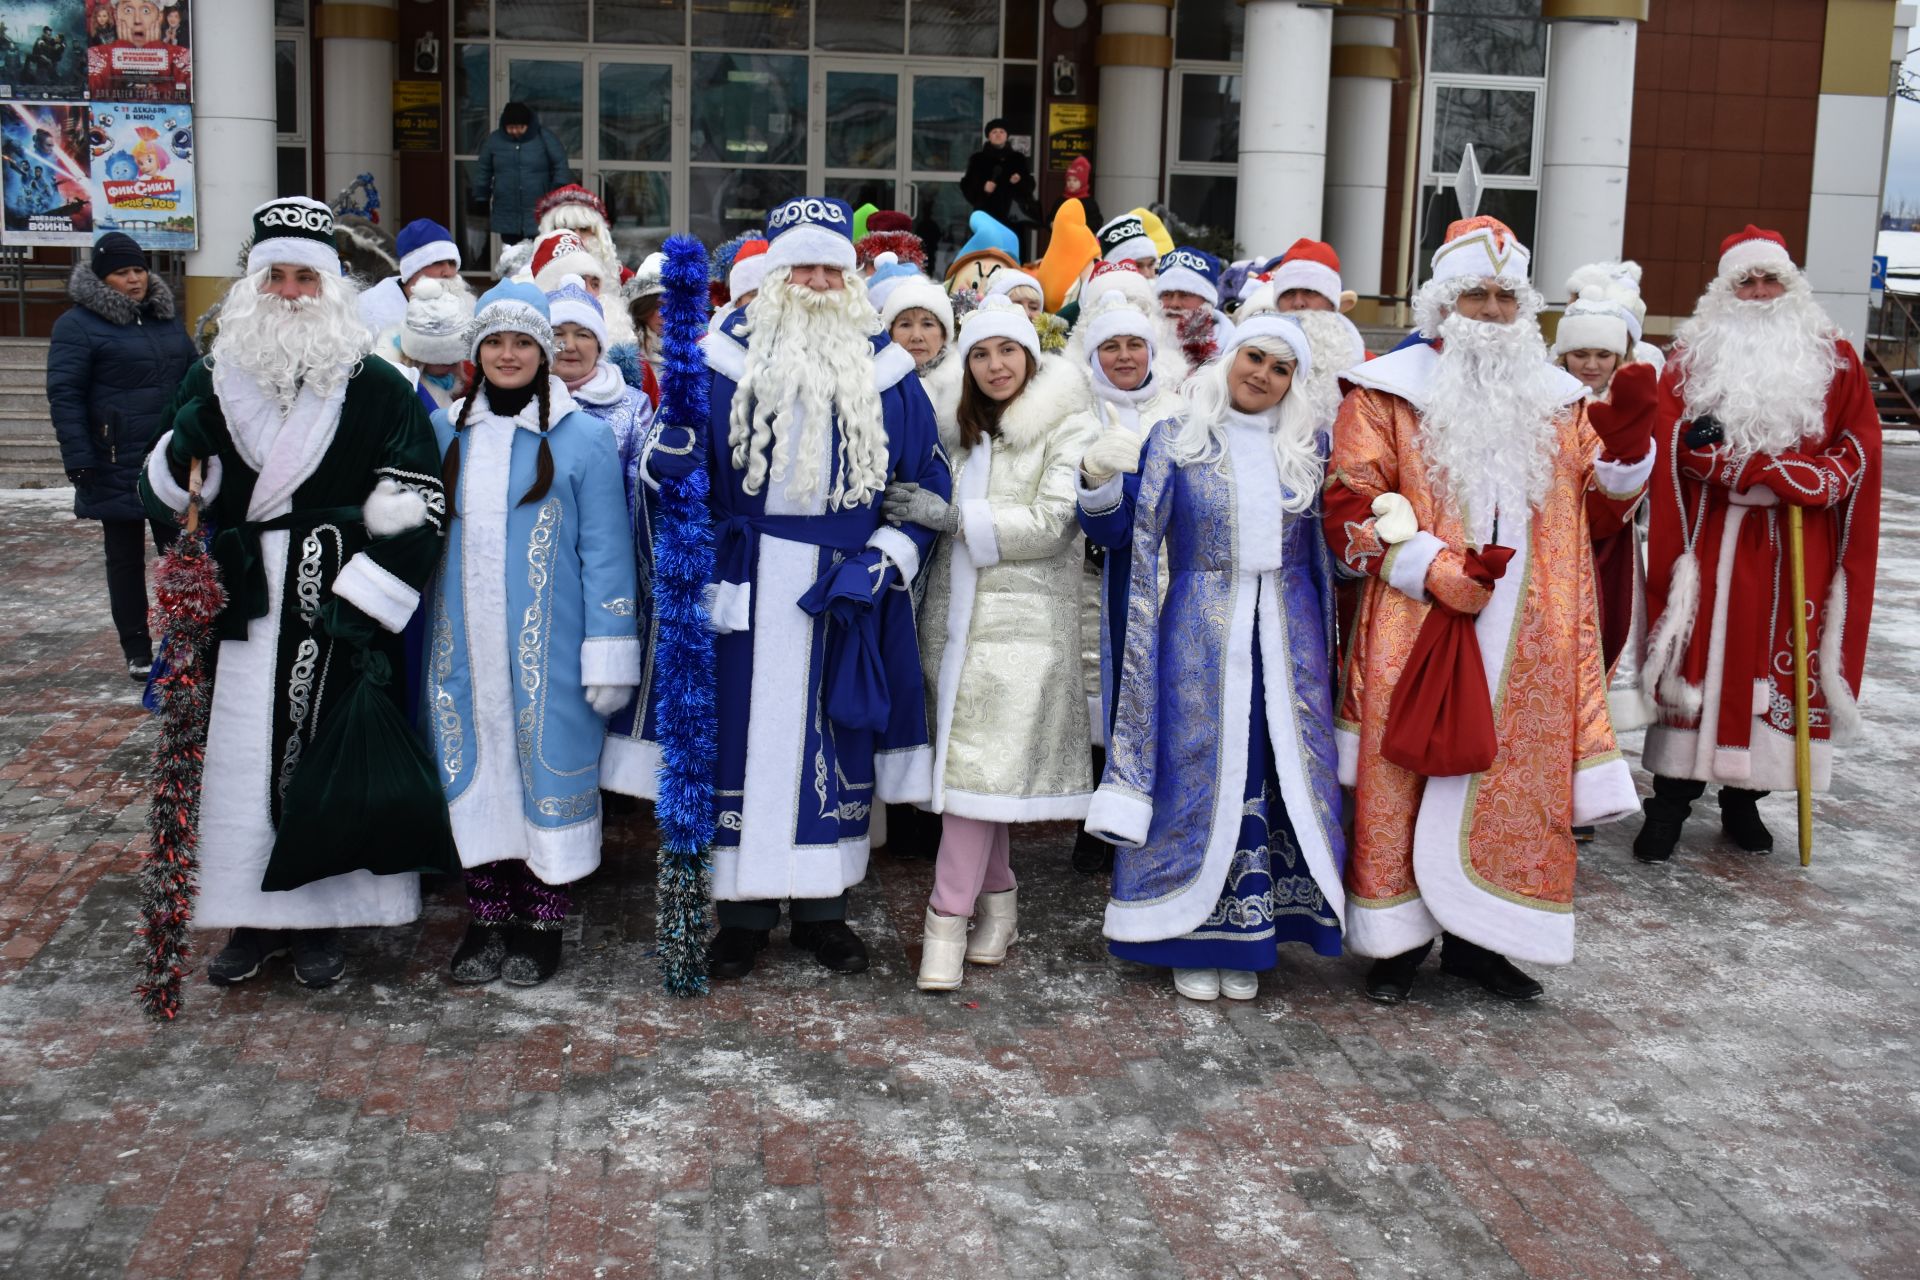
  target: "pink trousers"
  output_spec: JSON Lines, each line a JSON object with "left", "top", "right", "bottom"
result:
{"left": 930, "top": 815, "right": 1017, "bottom": 917}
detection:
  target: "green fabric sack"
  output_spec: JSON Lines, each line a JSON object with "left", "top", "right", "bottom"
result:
{"left": 261, "top": 648, "right": 460, "bottom": 892}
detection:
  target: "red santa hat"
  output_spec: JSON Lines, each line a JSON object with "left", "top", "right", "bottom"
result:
{"left": 1716, "top": 225, "right": 1796, "bottom": 284}
{"left": 729, "top": 239, "right": 771, "bottom": 298}
{"left": 530, "top": 230, "right": 605, "bottom": 291}
{"left": 1268, "top": 239, "right": 1344, "bottom": 310}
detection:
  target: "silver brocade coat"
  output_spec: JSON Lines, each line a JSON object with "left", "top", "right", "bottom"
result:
{"left": 919, "top": 355, "right": 1100, "bottom": 821}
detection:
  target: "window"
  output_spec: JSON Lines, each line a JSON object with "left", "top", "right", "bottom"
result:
{"left": 1174, "top": 0, "right": 1243, "bottom": 63}
{"left": 274, "top": 26, "right": 309, "bottom": 199}
{"left": 1164, "top": 70, "right": 1240, "bottom": 240}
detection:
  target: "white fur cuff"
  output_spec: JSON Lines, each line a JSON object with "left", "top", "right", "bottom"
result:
{"left": 1592, "top": 448, "right": 1654, "bottom": 501}
{"left": 581, "top": 635, "right": 642, "bottom": 686}
{"left": 1572, "top": 755, "right": 1641, "bottom": 826}
{"left": 959, "top": 498, "right": 1001, "bottom": 568}
{"left": 1085, "top": 785, "right": 1153, "bottom": 848}
{"left": 362, "top": 476, "right": 430, "bottom": 537}
{"left": 144, "top": 432, "right": 224, "bottom": 512}
{"left": 331, "top": 552, "right": 421, "bottom": 633}
{"left": 1336, "top": 723, "right": 1359, "bottom": 787}
{"left": 1385, "top": 530, "right": 1445, "bottom": 603}
{"left": 704, "top": 580, "right": 752, "bottom": 634}
{"left": 866, "top": 525, "right": 922, "bottom": 584}
{"left": 1078, "top": 471, "right": 1125, "bottom": 516}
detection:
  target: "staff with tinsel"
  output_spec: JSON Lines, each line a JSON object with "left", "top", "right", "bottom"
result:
{"left": 136, "top": 462, "right": 225, "bottom": 1019}
{"left": 651, "top": 235, "right": 719, "bottom": 996}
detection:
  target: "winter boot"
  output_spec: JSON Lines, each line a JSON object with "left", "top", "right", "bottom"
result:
{"left": 289, "top": 929, "right": 345, "bottom": 988}
{"left": 917, "top": 908, "right": 969, "bottom": 991}
{"left": 1440, "top": 933, "right": 1543, "bottom": 1002}
{"left": 450, "top": 922, "right": 508, "bottom": 984}
{"left": 966, "top": 888, "right": 1017, "bottom": 965}
{"left": 1173, "top": 968, "right": 1221, "bottom": 1001}
{"left": 501, "top": 925, "right": 563, "bottom": 987}
{"left": 1718, "top": 788, "right": 1774, "bottom": 854}
{"left": 206, "top": 927, "right": 289, "bottom": 986}
{"left": 1364, "top": 939, "right": 1434, "bottom": 1005}
{"left": 1633, "top": 775, "right": 1703, "bottom": 863}
{"left": 707, "top": 927, "right": 770, "bottom": 981}
{"left": 788, "top": 919, "right": 871, "bottom": 973}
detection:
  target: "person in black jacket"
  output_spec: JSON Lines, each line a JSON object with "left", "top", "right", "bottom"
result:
{"left": 960, "top": 119, "right": 1036, "bottom": 229}
{"left": 470, "top": 102, "right": 573, "bottom": 245}
{"left": 46, "top": 232, "right": 197, "bottom": 680}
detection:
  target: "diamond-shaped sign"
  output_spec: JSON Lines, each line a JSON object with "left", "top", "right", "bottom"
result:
{"left": 1454, "top": 143, "right": 1483, "bottom": 222}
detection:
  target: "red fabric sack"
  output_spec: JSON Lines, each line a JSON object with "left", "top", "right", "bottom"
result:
{"left": 1381, "top": 545, "right": 1513, "bottom": 778}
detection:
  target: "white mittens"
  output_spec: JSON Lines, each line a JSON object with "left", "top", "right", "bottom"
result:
{"left": 1370, "top": 492, "right": 1418, "bottom": 545}
{"left": 585, "top": 684, "right": 630, "bottom": 717}
{"left": 1080, "top": 431, "right": 1145, "bottom": 487}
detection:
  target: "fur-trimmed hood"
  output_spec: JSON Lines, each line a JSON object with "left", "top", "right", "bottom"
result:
{"left": 919, "top": 349, "right": 965, "bottom": 430}
{"left": 67, "top": 263, "right": 176, "bottom": 325}
{"left": 935, "top": 352, "right": 1088, "bottom": 457}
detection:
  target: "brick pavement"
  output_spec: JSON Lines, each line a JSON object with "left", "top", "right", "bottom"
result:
{"left": 0, "top": 451, "right": 1917, "bottom": 1280}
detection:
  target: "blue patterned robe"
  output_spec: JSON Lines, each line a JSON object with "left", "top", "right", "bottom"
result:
{"left": 693, "top": 316, "right": 950, "bottom": 902}
{"left": 1085, "top": 416, "right": 1347, "bottom": 957}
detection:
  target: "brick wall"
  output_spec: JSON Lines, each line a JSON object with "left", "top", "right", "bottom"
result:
{"left": 1624, "top": 0, "right": 1828, "bottom": 327}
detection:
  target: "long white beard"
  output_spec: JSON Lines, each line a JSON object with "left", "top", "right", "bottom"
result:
{"left": 1291, "top": 309, "right": 1362, "bottom": 430}
{"left": 212, "top": 272, "right": 370, "bottom": 413}
{"left": 730, "top": 279, "right": 888, "bottom": 510}
{"left": 1419, "top": 311, "right": 1566, "bottom": 544}
{"left": 1674, "top": 278, "right": 1839, "bottom": 462}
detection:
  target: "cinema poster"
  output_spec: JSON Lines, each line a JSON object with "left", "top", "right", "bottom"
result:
{"left": 86, "top": 0, "right": 191, "bottom": 103}
{"left": 1, "top": 100, "right": 92, "bottom": 244}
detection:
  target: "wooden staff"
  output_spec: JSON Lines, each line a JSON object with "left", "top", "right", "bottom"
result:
{"left": 1787, "top": 505, "right": 1812, "bottom": 866}
{"left": 184, "top": 458, "right": 203, "bottom": 535}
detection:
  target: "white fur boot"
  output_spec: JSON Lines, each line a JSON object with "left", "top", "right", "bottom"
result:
{"left": 966, "top": 888, "right": 1017, "bottom": 965}
{"left": 917, "top": 908, "right": 969, "bottom": 991}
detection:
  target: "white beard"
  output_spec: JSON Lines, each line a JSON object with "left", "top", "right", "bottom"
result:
{"left": 1418, "top": 311, "right": 1567, "bottom": 544}
{"left": 1673, "top": 277, "right": 1840, "bottom": 461}
{"left": 730, "top": 276, "right": 888, "bottom": 510}
{"left": 1290, "top": 309, "right": 1363, "bottom": 430}
{"left": 212, "top": 271, "right": 370, "bottom": 413}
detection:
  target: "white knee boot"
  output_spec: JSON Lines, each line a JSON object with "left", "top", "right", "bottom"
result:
{"left": 917, "top": 908, "right": 969, "bottom": 991}
{"left": 966, "top": 888, "right": 1017, "bottom": 965}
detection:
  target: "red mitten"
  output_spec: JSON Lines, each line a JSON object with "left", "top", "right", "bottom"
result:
{"left": 1589, "top": 362, "right": 1657, "bottom": 461}
{"left": 1427, "top": 543, "right": 1513, "bottom": 616}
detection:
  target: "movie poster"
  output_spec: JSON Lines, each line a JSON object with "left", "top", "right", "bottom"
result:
{"left": 0, "top": 0, "right": 90, "bottom": 100}
{"left": 87, "top": 100, "right": 191, "bottom": 247}
{"left": 1, "top": 100, "right": 91, "bottom": 244}
{"left": 86, "top": 0, "right": 189, "bottom": 103}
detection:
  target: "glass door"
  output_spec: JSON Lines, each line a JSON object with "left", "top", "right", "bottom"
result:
{"left": 812, "top": 60, "right": 997, "bottom": 274}
{"left": 496, "top": 47, "right": 686, "bottom": 267}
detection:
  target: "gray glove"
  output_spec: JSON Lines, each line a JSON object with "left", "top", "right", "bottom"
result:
{"left": 882, "top": 481, "right": 959, "bottom": 534}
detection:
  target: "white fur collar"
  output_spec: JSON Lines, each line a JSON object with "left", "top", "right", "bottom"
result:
{"left": 873, "top": 342, "right": 916, "bottom": 393}
{"left": 935, "top": 354, "right": 1087, "bottom": 457}
{"left": 702, "top": 330, "right": 747, "bottom": 383}
{"left": 210, "top": 360, "right": 353, "bottom": 520}
{"left": 1342, "top": 341, "right": 1586, "bottom": 413}
{"left": 451, "top": 376, "right": 582, "bottom": 433}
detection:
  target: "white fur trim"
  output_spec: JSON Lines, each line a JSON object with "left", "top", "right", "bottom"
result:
{"left": 399, "top": 240, "right": 460, "bottom": 282}
{"left": 144, "top": 433, "right": 225, "bottom": 511}
{"left": 765, "top": 224, "right": 857, "bottom": 273}
{"left": 876, "top": 745, "right": 933, "bottom": 806}
{"left": 581, "top": 635, "right": 642, "bottom": 686}
{"left": 1084, "top": 303, "right": 1157, "bottom": 353}
{"left": 1591, "top": 448, "right": 1654, "bottom": 499}
{"left": 1384, "top": 530, "right": 1444, "bottom": 603}
{"left": 705, "top": 581, "right": 752, "bottom": 634}
{"left": 928, "top": 446, "right": 990, "bottom": 814}
{"left": 1336, "top": 723, "right": 1359, "bottom": 787}
{"left": 1258, "top": 577, "right": 1345, "bottom": 926}
{"left": 958, "top": 497, "right": 1001, "bottom": 568}
{"left": 1608, "top": 685, "right": 1656, "bottom": 733}
{"left": 880, "top": 277, "right": 956, "bottom": 339}
{"left": 332, "top": 551, "right": 419, "bottom": 634}
{"left": 1342, "top": 341, "right": 1441, "bottom": 410}
{"left": 1103, "top": 234, "right": 1156, "bottom": 264}
{"left": 1085, "top": 786, "right": 1153, "bottom": 847}
{"left": 246, "top": 236, "right": 340, "bottom": 278}
{"left": 1728, "top": 484, "right": 1780, "bottom": 507}
{"left": 958, "top": 303, "right": 1042, "bottom": 363}
{"left": 1553, "top": 311, "right": 1629, "bottom": 357}
{"left": 1820, "top": 570, "right": 1862, "bottom": 742}
{"left": 548, "top": 294, "right": 610, "bottom": 353}
{"left": 730, "top": 253, "right": 771, "bottom": 300}
{"left": 872, "top": 341, "right": 916, "bottom": 393}
{"left": 986, "top": 269, "right": 1045, "bottom": 304}
{"left": 1571, "top": 755, "right": 1640, "bottom": 826}
{"left": 1154, "top": 265, "right": 1219, "bottom": 307}
{"left": 1717, "top": 237, "right": 1795, "bottom": 284}
{"left": 1077, "top": 470, "right": 1125, "bottom": 516}
{"left": 1268, "top": 259, "right": 1342, "bottom": 309}
{"left": 211, "top": 364, "right": 351, "bottom": 522}
{"left": 866, "top": 524, "right": 922, "bottom": 584}
{"left": 941, "top": 787, "right": 1092, "bottom": 823}
{"left": 1223, "top": 313, "right": 1312, "bottom": 381}
{"left": 1641, "top": 547, "right": 1703, "bottom": 721}
{"left": 599, "top": 733, "right": 661, "bottom": 801}
{"left": 702, "top": 331, "right": 747, "bottom": 383}
{"left": 362, "top": 476, "right": 430, "bottom": 537}
{"left": 1344, "top": 894, "right": 1442, "bottom": 961}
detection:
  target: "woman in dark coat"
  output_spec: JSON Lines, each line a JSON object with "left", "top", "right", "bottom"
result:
{"left": 470, "top": 102, "right": 573, "bottom": 245}
{"left": 46, "top": 232, "right": 197, "bottom": 679}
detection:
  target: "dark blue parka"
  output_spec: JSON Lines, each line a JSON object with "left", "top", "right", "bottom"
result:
{"left": 472, "top": 107, "right": 573, "bottom": 240}
{"left": 46, "top": 264, "right": 198, "bottom": 521}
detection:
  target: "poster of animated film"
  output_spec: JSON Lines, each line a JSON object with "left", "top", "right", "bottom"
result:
{"left": 0, "top": 0, "right": 90, "bottom": 101}
{"left": 86, "top": 0, "right": 190, "bottom": 103}
{"left": 2, "top": 99, "right": 194, "bottom": 247}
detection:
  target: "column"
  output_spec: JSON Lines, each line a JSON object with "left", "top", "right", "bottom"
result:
{"left": 1233, "top": 0, "right": 1333, "bottom": 257}
{"left": 1323, "top": 15, "right": 1397, "bottom": 302}
{"left": 1804, "top": 0, "right": 1905, "bottom": 346}
{"left": 317, "top": 1, "right": 399, "bottom": 216}
{"left": 1533, "top": 1, "right": 1645, "bottom": 304}
{"left": 1093, "top": 0, "right": 1173, "bottom": 215}
{"left": 184, "top": 0, "right": 278, "bottom": 328}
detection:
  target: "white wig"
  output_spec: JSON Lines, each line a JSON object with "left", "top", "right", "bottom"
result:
{"left": 1166, "top": 335, "right": 1324, "bottom": 515}
{"left": 1412, "top": 271, "right": 1544, "bottom": 340}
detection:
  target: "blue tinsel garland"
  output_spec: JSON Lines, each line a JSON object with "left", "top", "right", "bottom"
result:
{"left": 651, "top": 234, "right": 718, "bottom": 997}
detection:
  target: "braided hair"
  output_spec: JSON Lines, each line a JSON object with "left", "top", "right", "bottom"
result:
{"left": 440, "top": 357, "right": 558, "bottom": 515}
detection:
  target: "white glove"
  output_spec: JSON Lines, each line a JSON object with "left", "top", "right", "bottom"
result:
{"left": 1080, "top": 431, "right": 1145, "bottom": 487}
{"left": 1370, "top": 492, "right": 1419, "bottom": 545}
{"left": 585, "top": 684, "right": 631, "bottom": 718}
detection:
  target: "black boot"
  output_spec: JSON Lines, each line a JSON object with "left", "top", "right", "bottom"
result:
{"left": 1071, "top": 827, "right": 1115, "bottom": 874}
{"left": 289, "top": 929, "right": 345, "bottom": 988}
{"left": 450, "top": 921, "right": 508, "bottom": 984}
{"left": 788, "top": 919, "right": 871, "bottom": 973}
{"left": 707, "top": 926, "right": 770, "bottom": 980}
{"left": 1718, "top": 788, "right": 1774, "bottom": 854}
{"left": 206, "top": 927, "right": 289, "bottom": 986}
{"left": 1364, "top": 939, "right": 1434, "bottom": 1005}
{"left": 1634, "top": 775, "right": 1704, "bottom": 863}
{"left": 1439, "top": 934, "right": 1543, "bottom": 1002}
{"left": 501, "top": 925, "right": 563, "bottom": 987}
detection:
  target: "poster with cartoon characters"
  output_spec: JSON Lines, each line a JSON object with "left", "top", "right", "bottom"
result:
{"left": 86, "top": 0, "right": 190, "bottom": 103}
{"left": 87, "top": 101, "right": 192, "bottom": 247}
{"left": 1, "top": 100, "right": 91, "bottom": 243}
{"left": 0, "top": 0, "right": 90, "bottom": 101}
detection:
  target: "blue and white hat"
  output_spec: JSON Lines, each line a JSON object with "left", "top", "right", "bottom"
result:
{"left": 764, "top": 196, "right": 858, "bottom": 274}
{"left": 467, "top": 279, "right": 555, "bottom": 361}
{"left": 1155, "top": 246, "right": 1223, "bottom": 307}
{"left": 396, "top": 218, "right": 461, "bottom": 282}
{"left": 545, "top": 273, "right": 608, "bottom": 350}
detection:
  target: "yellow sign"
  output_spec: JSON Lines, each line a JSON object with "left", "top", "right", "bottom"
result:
{"left": 392, "top": 81, "right": 444, "bottom": 153}
{"left": 1047, "top": 103, "right": 1096, "bottom": 172}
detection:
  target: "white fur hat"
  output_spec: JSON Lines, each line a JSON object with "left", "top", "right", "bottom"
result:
{"left": 1223, "top": 313, "right": 1313, "bottom": 382}
{"left": 957, "top": 295, "right": 1041, "bottom": 363}
{"left": 1081, "top": 290, "right": 1158, "bottom": 356}
{"left": 881, "top": 274, "right": 956, "bottom": 340}
{"left": 985, "top": 268, "right": 1044, "bottom": 306}
{"left": 399, "top": 276, "right": 471, "bottom": 365}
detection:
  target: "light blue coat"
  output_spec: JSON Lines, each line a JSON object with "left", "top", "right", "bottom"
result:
{"left": 426, "top": 381, "right": 641, "bottom": 884}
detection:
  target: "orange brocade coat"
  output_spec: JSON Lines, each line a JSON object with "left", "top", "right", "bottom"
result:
{"left": 1323, "top": 380, "right": 1648, "bottom": 965}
